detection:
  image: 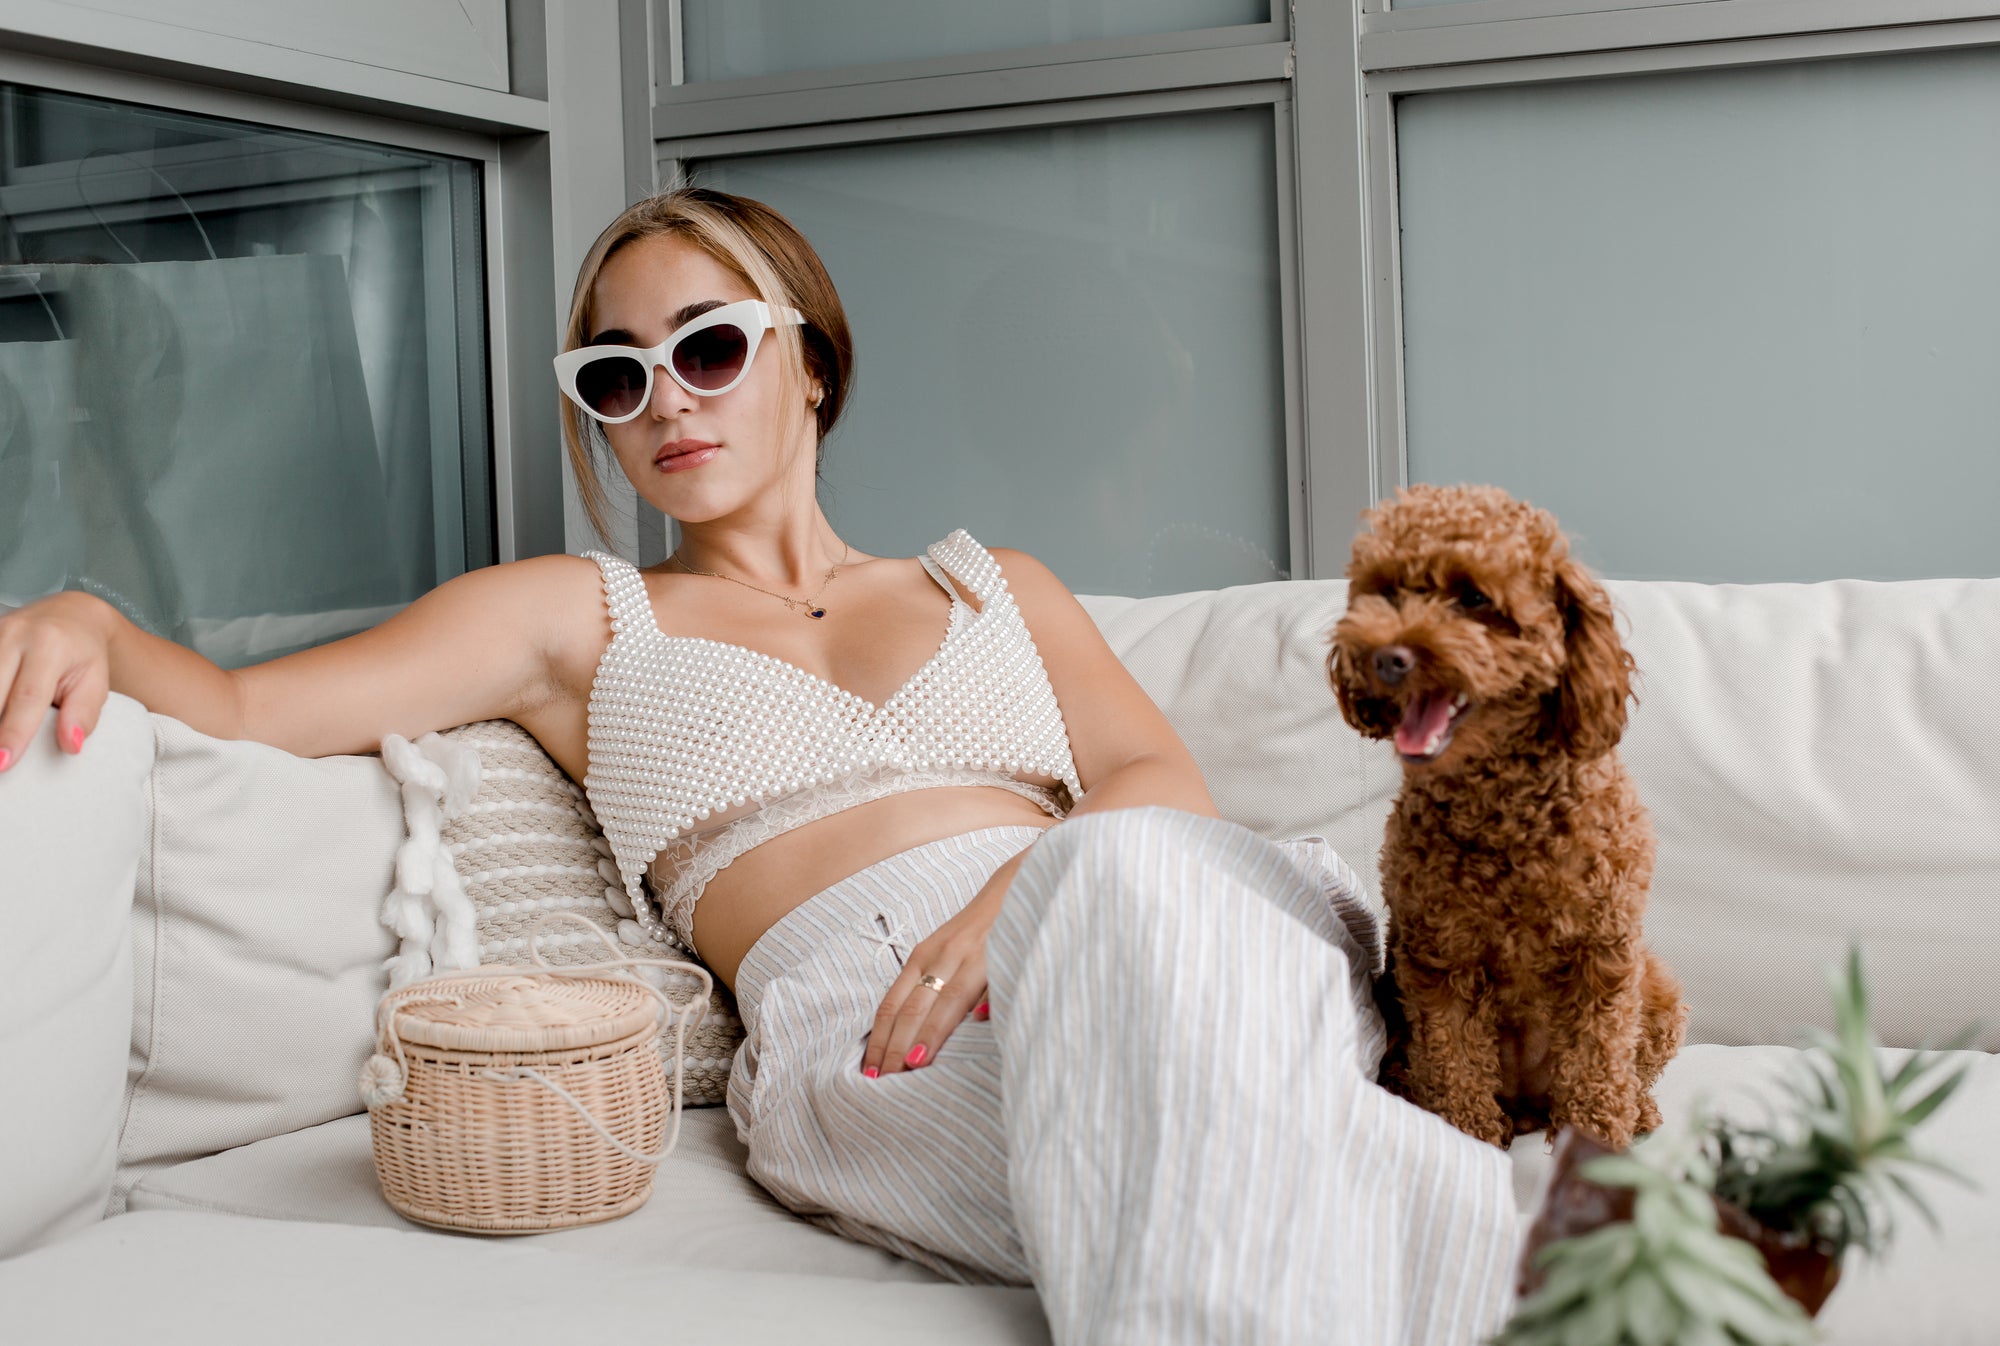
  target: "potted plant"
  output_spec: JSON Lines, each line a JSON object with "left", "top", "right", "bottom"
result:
{"left": 1700, "top": 947, "right": 1973, "bottom": 1314}
{"left": 1497, "top": 1129, "right": 1817, "bottom": 1346}
{"left": 1503, "top": 948, "right": 1973, "bottom": 1343}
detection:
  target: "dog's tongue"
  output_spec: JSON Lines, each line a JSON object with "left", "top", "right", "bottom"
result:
{"left": 1394, "top": 689, "right": 1456, "bottom": 757}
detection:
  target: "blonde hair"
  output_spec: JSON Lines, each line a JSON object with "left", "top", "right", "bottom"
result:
{"left": 558, "top": 187, "right": 854, "bottom": 545}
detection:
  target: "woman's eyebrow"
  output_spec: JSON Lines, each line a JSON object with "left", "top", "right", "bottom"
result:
{"left": 671, "top": 298, "right": 726, "bottom": 327}
{"left": 587, "top": 299, "right": 729, "bottom": 347}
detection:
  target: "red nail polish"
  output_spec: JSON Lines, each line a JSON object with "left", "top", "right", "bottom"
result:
{"left": 904, "top": 1044, "right": 927, "bottom": 1068}
{"left": 67, "top": 725, "right": 86, "bottom": 752}
{"left": 0, "top": 747, "right": 11, "bottom": 771}
{"left": 862, "top": 1066, "right": 879, "bottom": 1079}
{"left": 974, "top": 1000, "right": 991, "bottom": 1018}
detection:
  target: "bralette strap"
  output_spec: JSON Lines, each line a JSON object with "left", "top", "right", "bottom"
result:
{"left": 582, "top": 550, "right": 655, "bottom": 638}
{"left": 924, "top": 529, "right": 1006, "bottom": 609}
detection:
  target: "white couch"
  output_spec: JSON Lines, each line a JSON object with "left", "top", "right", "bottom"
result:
{"left": 3, "top": 576, "right": 1996, "bottom": 1346}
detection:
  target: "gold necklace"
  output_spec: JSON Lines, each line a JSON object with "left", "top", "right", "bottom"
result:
{"left": 667, "top": 544, "right": 851, "bottom": 619}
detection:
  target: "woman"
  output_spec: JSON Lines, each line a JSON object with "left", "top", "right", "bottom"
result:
{"left": 0, "top": 188, "right": 1518, "bottom": 1344}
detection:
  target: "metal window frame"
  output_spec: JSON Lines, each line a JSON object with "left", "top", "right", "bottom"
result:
{"left": 657, "top": 15, "right": 1287, "bottom": 105}
{"left": 1364, "top": 0, "right": 2000, "bottom": 70}
{"left": 0, "top": 42, "right": 564, "bottom": 566}
{"left": 1345, "top": 0, "right": 2000, "bottom": 504}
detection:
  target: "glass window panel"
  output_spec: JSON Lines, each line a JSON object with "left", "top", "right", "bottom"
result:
{"left": 1396, "top": 48, "right": 2000, "bottom": 582}
{"left": 680, "top": 0, "right": 1269, "bottom": 84}
{"left": 695, "top": 109, "right": 1289, "bottom": 597}
{"left": 0, "top": 83, "right": 490, "bottom": 666}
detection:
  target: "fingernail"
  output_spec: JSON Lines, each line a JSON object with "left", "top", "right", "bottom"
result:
{"left": 974, "top": 1000, "right": 990, "bottom": 1019}
{"left": 904, "top": 1044, "right": 927, "bottom": 1068}
{"left": 862, "top": 1066, "right": 879, "bottom": 1079}
{"left": 0, "top": 747, "right": 11, "bottom": 771}
{"left": 66, "top": 725, "right": 85, "bottom": 752}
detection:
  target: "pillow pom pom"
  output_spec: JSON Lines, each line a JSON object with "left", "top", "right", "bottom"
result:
{"left": 358, "top": 1052, "right": 405, "bottom": 1109}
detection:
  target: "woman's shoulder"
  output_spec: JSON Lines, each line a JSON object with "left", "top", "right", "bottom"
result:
{"left": 930, "top": 529, "right": 1044, "bottom": 574}
{"left": 456, "top": 550, "right": 615, "bottom": 602}
{"left": 949, "top": 537, "right": 1073, "bottom": 614}
{"left": 433, "top": 552, "right": 621, "bottom": 660}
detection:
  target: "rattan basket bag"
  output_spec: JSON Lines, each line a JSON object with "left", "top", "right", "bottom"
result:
{"left": 358, "top": 913, "right": 712, "bottom": 1233}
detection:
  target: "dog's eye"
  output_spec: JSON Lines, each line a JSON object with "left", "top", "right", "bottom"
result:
{"left": 1455, "top": 586, "right": 1492, "bottom": 612}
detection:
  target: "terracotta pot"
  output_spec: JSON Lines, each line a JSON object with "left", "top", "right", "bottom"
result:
{"left": 1518, "top": 1127, "right": 1842, "bottom": 1318}
{"left": 1712, "top": 1198, "right": 1844, "bottom": 1317}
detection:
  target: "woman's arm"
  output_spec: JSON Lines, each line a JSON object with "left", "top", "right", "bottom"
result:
{"left": 0, "top": 554, "right": 594, "bottom": 768}
{"left": 862, "top": 546, "right": 1219, "bottom": 1076}
{"left": 997, "top": 545, "right": 1220, "bottom": 823}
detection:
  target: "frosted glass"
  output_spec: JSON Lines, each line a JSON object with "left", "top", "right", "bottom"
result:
{"left": 1397, "top": 48, "right": 2000, "bottom": 582}
{"left": 698, "top": 110, "right": 1288, "bottom": 596}
{"left": 681, "top": 0, "right": 1268, "bottom": 83}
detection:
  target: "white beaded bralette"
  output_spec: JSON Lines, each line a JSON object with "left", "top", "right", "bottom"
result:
{"left": 582, "top": 530, "right": 1083, "bottom": 952}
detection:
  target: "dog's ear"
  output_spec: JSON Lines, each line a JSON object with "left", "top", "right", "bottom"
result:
{"left": 1548, "top": 555, "right": 1634, "bottom": 758}
{"left": 1326, "top": 638, "right": 1378, "bottom": 735}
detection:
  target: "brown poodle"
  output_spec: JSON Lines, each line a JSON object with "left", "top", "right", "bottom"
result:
{"left": 1327, "top": 484, "right": 1686, "bottom": 1151}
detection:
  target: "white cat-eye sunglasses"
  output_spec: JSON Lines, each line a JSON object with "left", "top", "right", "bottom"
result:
{"left": 554, "top": 299, "right": 805, "bottom": 423}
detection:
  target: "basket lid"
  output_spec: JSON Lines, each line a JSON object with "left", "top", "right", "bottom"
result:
{"left": 391, "top": 970, "right": 660, "bottom": 1052}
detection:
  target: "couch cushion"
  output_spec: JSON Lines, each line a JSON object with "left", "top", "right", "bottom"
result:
{"left": 115, "top": 717, "right": 404, "bottom": 1206}
{"left": 0, "top": 1210, "right": 1049, "bottom": 1346}
{"left": 127, "top": 1106, "right": 940, "bottom": 1283}
{"left": 1611, "top": 578, "right": 2000, "bottom": 1050}
{"left": 0, "top": 694, "right": 152, "bottom": 1256}
{"left": 125, "top": 1041, "right": 2000, "bottom": 1344}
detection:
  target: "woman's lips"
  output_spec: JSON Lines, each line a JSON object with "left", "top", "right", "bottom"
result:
{"left": 656, "top": 440, "right": 718, "bottom": 473}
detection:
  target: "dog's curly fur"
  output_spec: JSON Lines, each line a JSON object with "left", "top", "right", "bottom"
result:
{"left": 1327, "top": 484, "right": 1687, "bottom": 1151}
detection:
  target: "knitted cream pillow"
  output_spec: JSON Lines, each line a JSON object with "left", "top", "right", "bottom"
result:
{"left": 385, "top": 719, "right": 743, "bottom": 1105}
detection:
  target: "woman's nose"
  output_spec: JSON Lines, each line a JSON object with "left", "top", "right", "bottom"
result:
{"left": 649, "top": 363, "right": 698, "bottom": 418}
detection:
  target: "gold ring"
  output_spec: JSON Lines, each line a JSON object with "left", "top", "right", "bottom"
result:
{"left": 917, "top": 974, "right": 948, "bottom": 993}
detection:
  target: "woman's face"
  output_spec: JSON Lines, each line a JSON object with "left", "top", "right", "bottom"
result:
{"left": 587, "top": 233, "right": 817, "bottom": 525}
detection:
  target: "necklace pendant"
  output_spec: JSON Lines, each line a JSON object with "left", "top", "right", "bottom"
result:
{"left": 807, "top": 607, "right": 827, "bottom": 619}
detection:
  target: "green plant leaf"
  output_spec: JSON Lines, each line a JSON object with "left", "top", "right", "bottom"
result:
{"left": 1621, "top": 1272, "right": 1679, "bottom": 1346}
{"left": 1680, "top": 1262, "right": 1815, "bottom": 1344}
{"left": 1558, "top": 1284, "right": 1625, "bottom": 1346}
{"left": 1882, "top": 1169, "right": 1942, "bottom": 1234}
{"left": 1897, "top": 1067, "right": 1970, "bottom": 1129}
{"left": 1581, "top": 1155, "right": 1659, "bottom": 1190}
{"left": 1652, "top": 1251, "right": 1721, "bottom": 1317}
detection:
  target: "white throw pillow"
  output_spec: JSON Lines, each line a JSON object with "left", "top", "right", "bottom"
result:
{"left": 114, "top": 717, "right": 402, "bottom": 1207}
{"left": 0, "top": 694, "right": 152, "bottom": 1255}
{"left": 383, "top": 719, "right": 743, "bottom": 1105}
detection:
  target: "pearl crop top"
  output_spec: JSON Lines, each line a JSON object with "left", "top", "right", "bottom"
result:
{"left": 582, "top": 531, "right": 1084, "bottom": 952}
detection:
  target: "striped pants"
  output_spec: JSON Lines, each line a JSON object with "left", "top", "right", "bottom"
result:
{"left": 727, "top": 806, "right": 1519, "bottom": 1345}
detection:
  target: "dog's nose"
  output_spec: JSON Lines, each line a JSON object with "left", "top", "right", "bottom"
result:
{"left": 1373, "top": 646, "right": 1416, "bottom": 686}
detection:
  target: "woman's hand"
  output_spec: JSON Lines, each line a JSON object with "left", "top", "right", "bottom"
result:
{"left": 861, "top": 845, "right": 1031, "bottom": 1077}
{"left": 0, "top": 592, "right": 119, "bottom": 770}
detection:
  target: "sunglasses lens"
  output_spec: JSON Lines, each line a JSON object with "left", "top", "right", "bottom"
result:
{"left": 574, "top": 354, "right": 649, "bottom": 419}
{"left": 672, "top": 323, "right": 750, "bottom": 392}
